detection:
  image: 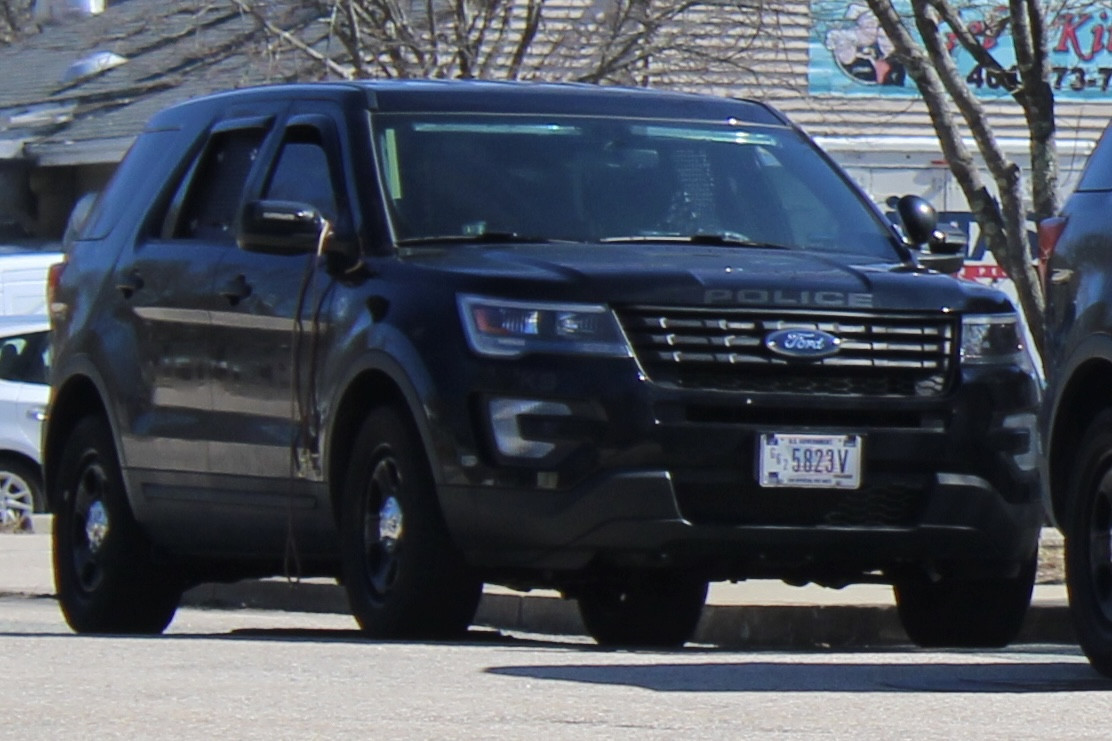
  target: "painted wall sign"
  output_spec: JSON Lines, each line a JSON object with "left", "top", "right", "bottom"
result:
{"left": 810, "top": 2, "right": 1112, "bottom": 100}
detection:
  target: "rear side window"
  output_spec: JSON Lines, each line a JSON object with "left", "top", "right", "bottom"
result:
{"left": 1078, "top": 126, "right": 1112, "bottom": 191}
{"left": 169, "top": 129, "right": 267, "bottom": 241}
{"left": 80, "top": 130, "right": 180, "bottom": 241}
{"left": 0, "top": 330, "right": 49, "bottom": 385}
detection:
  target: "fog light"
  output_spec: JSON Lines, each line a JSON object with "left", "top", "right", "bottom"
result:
{"left": 490, "top": 398, "right": 572, "bottom": 459}
{"left": 1002, "top": 412, "right": 1038, "bottom": 472}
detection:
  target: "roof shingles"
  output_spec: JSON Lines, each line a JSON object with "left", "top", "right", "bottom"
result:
{"left": 1, "top": 0, "right": 1108, "bottom": 165}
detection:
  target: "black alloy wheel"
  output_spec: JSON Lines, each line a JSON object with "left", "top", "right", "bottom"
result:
{"left": 53, "top": 416, "right": 180, "bottom": 634}
{"left": 1065, "top": 410, "right": 1112, "bottom": 677}
{"left": 340, "top": 406, "right": 482, "bottom": 639}
{"left": 894, "top": 555, "right": 1036, "bottom": 649}
{"left": 577, "top": 574, "right": 708, "bottom": 648}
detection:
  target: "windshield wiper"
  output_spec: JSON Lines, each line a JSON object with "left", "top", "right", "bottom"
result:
{"left": 599, "top": 233, "right": 792, "bottom": 249}
{"left": 397, "top": 232, "right": 562, "bottom": 246}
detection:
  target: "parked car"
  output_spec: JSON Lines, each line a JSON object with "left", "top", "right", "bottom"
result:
{"left": 0, "top": 315, "right": 50, "bottom": 531}
{"left": 0, "top": 248, "right": 64, "bottom": 315}
{"left": 1039, "top": 123, "right": 1112, "bottom": 677}
{"left": 45, "top": 80, "right": 1041, "bottom": 645}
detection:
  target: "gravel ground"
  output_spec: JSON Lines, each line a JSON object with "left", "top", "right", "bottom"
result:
{"left": 1037, "top": 528, "right": 1064, "bottom": 584}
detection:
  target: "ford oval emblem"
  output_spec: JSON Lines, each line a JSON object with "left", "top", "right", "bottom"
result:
{"left": 764, "top": 328, "right": 841, "bottom": 360}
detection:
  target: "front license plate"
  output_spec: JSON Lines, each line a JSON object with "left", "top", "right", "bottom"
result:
{"left": 758, "top": 433, "right": 863, "bottom": 489}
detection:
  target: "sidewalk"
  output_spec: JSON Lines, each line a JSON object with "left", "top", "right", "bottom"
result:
{"left": 1, "top": 516, "right": 1074, "bottom": 647}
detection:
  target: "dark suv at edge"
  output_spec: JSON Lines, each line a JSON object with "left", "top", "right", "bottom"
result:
{"left": 46, "top": 80, "right": 1041, "bottom": 647}
{"left": 1040, "top": 123, "right": 1112, "bottom": 676}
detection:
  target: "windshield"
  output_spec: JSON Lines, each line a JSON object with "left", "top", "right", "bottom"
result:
{"left": 372, "top": 113, "right": 900, "bottom": 259}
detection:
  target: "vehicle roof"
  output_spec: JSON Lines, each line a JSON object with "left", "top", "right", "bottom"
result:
{"left": 150, "top": 79, "right": 790, "bottom": 129}
{"left": 0, "top": 315, "right": 50, "bottom": 337}
{"left": 0, "top": 244, "right": 63, "bottom": 258}
{"left": 0, "top": 247, "right": 63, "bottom": 261}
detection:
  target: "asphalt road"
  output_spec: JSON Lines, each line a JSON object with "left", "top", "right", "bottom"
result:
{"left": 2, "top": 596, "right": 1111, "bottom": 739}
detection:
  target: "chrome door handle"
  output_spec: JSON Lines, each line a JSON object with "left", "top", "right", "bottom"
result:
{"left": 219, "top": 274, "right": 252, "bottom": 305}
{"left": 115, "top": 270, "right": 144, "bottom": 298}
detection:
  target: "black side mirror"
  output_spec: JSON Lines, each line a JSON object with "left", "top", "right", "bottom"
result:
{"left": 896, "top": 195, "right": 939, "bottom": 245}
{"left": 932, "top": 223, "right": 968, "bottom": 256}
{"left": 894, "top": 194, "right": 966, "bottom": 274}
{"left": 238, "top": 200, "right": 326, "bottom": 255}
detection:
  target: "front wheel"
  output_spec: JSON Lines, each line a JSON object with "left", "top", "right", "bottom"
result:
{"left": 52, "top": 416, "right": 180, "bottom": 634}
{"left": 340, "top": 406, "right": 482, "bottom": 639}
{"left": 894, "top": 556, "right": 1035, "bottom": 648}
{"left": 1065, "top": 410, "right": 1112, "bottom": 677}
{"left": 577, "top": 574, "right": 708, "bottom": 648}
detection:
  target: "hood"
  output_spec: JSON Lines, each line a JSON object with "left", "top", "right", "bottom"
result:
{"left": 407, "top": 242, "right": 1013, "bottom": 314}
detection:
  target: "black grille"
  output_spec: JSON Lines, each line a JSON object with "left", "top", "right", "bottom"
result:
{"left": 617, "top": 306, "right": 956, "bottom": 398}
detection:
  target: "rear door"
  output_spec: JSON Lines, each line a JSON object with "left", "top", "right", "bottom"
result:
{"left": 114, "top": 110, "right": 284, "bottom": 545}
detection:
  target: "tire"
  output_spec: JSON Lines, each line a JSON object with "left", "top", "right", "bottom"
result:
{"left": 577, "top": 574, "right": 708, "bottom": 648}
{"left": 52, "top": 416, "right": 180, "bottom": 634}
{"left": 1064, "top": 411, "right": 1112, "bottom": 677}
{"left": 0, "top": 459, "right": 42, "bottom": 532}
{"left": 894, "top": 556, "right": 1035, "bottom": 648}
{"left": 340, "top": 406, "right": 482, "bottom": 639}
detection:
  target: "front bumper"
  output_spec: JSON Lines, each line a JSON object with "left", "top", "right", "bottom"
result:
{"left": 440, "top": 465, "right": 1042, "bottom": 583}
{"left": 435, "top": 357, "right": 1042, "bottom": 584}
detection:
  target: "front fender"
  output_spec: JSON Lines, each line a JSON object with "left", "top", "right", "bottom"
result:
{"left": 1042, "top": 331, "right": 1112, "bottom": 527}
{"left": 320, "top": 319, "right": 463, "bottom": 496}
{"left": 43, "top": 353, "right": 124, "bottom": 512}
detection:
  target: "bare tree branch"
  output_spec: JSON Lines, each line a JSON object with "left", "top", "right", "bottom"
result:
{"left": 1014, "top": 0, "right": 1059, "bottom": 222}
{"left": 342, "top": 0, "right": 366, "bottom": 77}
{"left": 506, "top": 0, "right": 543, "bottom": 80}
{"left": 0, "top": 0, "right": 33, "bottom": 45}
{"left": 261, "top": 0, "right": 768, "bottom": 86}
{"left": 866, "top": 0, "right": 1049, "bottom": 356}
{"left": 232, "top": 0, "right": 353, "bottom": 79}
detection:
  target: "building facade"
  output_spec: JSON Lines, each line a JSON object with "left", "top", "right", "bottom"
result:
{"left": 0, "top": 0, "right": 1109, "bottom": 266}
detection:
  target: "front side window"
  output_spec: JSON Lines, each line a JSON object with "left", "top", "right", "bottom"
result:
{"left": 372, "top": 113, "right": 900, "bottom": 259}
{"left": 263, "top": 132, "right": 339, "bottom": 223}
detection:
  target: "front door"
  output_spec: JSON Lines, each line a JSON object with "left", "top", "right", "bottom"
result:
{"left": 207, "top": 110, "right": 349, "bottom": 557}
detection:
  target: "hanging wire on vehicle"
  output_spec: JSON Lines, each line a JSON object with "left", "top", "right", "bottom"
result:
{"left": 284, "top": 217, "right": 334, "bottom": 584}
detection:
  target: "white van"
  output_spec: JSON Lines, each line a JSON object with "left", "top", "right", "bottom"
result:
{"left": 0, "top": 250, "right": 63, "bottom": 315}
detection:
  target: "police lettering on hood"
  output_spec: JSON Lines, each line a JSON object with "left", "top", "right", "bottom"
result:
{"left": 704, "top": 289, "right": 874, "bottom": 308}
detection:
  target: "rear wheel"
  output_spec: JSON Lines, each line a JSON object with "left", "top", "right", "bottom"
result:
{"left": 894, "top": 557, "right": 1035, "bottom": 648}
{"left": 577, "top": 574, "right": 708, "bottom": 648}
{"left": 53, "top": 416, "right": 180, "bottom": 634}
{"left": 0, "top": 459, "right": 42, "bottom": 532}
{"left": 1064, "top": 411, "right": 1112, "bottom": 677}
{"left": 340, "top": 406, "right": 482, "bottom": 639}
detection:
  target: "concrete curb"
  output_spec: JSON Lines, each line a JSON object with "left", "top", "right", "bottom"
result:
{"left": 179, "top": 578, "right": 1076, "bottom": 648}
{"left": 7, "top": 516, "right": 1076, "bottom": 648}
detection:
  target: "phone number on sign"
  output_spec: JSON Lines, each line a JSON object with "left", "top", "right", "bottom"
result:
{"left": 966, "top": 63, "right": 1112, "bottom": 92}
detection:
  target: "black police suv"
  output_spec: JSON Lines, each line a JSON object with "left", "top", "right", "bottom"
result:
{"left": 1040, "top": 123, "right": 1112, "bottom": 676}
{"left": 45, "top": 80, "right": 1041, "bottom": 647}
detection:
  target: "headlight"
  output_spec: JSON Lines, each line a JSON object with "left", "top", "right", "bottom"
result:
{"left": 961, "top": 313, "right": 1023, "bottom": 365}
{"left": 458, "top": 294, "right": 632, "bottom": 358}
